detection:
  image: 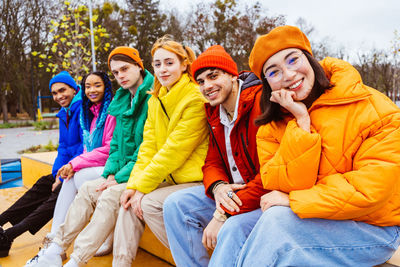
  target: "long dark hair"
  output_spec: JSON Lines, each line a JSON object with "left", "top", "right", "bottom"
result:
{"left": 80, "top": 71, "right": 113, "bottom": 151}
{"left": 255, "top": 51, "right": 332, "bottom": 126}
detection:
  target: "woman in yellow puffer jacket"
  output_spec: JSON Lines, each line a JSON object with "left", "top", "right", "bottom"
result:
{"left": 234, "top": 26, "right": 400, "bottom": 266}
{"left": 113, "top": 35, "right": 209, "bottom": 266}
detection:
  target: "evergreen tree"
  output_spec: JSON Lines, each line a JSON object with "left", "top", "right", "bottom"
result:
{"left": 126, "top": 0, "right": 166, "bottom": 70}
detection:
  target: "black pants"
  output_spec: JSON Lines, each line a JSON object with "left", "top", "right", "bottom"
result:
{"left": 0, "top": 174, "right": 61, "bottom": 235}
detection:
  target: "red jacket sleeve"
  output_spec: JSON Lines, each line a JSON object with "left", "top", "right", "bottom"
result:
{"left": 202, "top": 133, "right": 230, "bottom": 197}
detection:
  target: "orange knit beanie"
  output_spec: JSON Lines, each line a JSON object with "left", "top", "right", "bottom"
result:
{"left": 249, "top": 25, "right": 313, "bottom": 79}
{"left": 191, "top": 45, "right": 238, "bottom": 79}
{"left": 108, "top": 46, "right": 144, "bottom": 70}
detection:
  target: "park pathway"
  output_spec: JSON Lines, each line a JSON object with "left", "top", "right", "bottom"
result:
{"left": 0, "top": 127, "right": 58, "bottom": 159}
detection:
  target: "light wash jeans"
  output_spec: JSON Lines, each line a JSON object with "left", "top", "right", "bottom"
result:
{"left": 163, "top": 185, "right": 262, "bottom": 267}
{"left": 236, "top": 206, "right": 400, "bottom": 267}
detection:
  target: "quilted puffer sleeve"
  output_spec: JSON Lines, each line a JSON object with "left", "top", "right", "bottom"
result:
{"left": 289, "top": 112, "right": 400, "bottom": 221}
{"left": 257, "top": 119, "right": 321, "bottom": 192}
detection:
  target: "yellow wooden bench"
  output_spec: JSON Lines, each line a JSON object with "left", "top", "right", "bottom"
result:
{"left": 16, "top": 152, "right": 400, "bottom": 267}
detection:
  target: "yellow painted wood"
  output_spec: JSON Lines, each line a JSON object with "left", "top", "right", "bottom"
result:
{"left": 21, "top": 152, "right": 57, "bottom": 187}
{"left": 139, "top": 226, "right": 175, "bottom": 265}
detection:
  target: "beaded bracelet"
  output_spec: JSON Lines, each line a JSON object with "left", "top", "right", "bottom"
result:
{"left": 212, "top": 181, "right": 228, "bottom": 196}
{"left": 213, "top": 209, "right": 228, "bottom": 222}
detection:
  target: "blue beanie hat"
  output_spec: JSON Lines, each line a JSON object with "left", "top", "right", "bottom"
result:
{"left": 49, "top": 71, "right": 78, "bottom": 92}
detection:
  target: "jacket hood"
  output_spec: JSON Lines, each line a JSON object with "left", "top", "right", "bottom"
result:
{"left": 239, "top": 71, "right": 262, "bottom": 90}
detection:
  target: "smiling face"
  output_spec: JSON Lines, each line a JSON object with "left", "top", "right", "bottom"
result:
{"left": 262, "top": 48, "right": 315, "bottom": 101}
{"left": 51, "top": 83, "right": 76, "bottom": 107}
{"left": 110, "top": 59, "right": 143, "bottom": 92}
{"left": 84, "top": 74, "right": 105, "bottom": 104}
{"left": 196, "top": 68, "right": 238, "bottom": 108}
{"left": 152, "top": 48, "right": 186, "bottom": 90}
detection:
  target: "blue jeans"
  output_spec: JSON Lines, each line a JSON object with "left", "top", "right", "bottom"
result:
{"left": 236, "top": 206, "right": 400, "bottom": 267}
{"left": 163, "top": 185, "right": 262, "bottom": 267}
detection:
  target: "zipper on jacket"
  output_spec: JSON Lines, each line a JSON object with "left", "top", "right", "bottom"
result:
{"left": 169, "top": 174, "right": 177, "bottom": 184}
{"left": 66, "top": 111, "right": 70, "bottom": 129}
{"left": 245, "top": 114, "right": 250, "bottom": 145}
{"left": 158, "top": 98, "right": 176, "bottom": 184}
{"left": 207, "top": 122, "right": 233, "bottom": 183}
{"left": 240, "top": 133, "right": 257, "bottom": 175}
{"left": 158, "top": 98, "right": 170, "bottom": 120}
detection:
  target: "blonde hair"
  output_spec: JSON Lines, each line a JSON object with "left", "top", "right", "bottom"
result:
{"left": 150, "top": 35, "right": 196, "bottom": 96}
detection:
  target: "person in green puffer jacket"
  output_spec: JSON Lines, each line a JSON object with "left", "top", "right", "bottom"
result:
{"left": 25, "top": 47, "right": 154, "bottom": 267}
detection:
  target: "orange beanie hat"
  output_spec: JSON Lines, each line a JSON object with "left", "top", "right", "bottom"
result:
{"left": 191, "top": 45, "right": 238, "bottom": 79}
{"left": 108, "top": 46, "right": 144, "bottom": 70}
{"left": 249, "top": 25, "right": 313, "bottom": 79}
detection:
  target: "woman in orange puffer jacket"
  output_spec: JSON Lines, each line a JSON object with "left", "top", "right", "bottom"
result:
{"left": 235, "top": 25, "right": 400, "bottom": 267}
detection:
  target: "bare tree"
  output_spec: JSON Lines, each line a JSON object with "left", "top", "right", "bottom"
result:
{"left": 125, "top": 0, "right": 167, "bottom": 70}
{"left": 183, "top": 0, "right": 285, "bottom": 71}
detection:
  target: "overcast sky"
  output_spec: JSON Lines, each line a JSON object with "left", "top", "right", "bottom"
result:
{"left": 160, "top": 0, "right": 400, "bottom": 63}
{"left": 263, "top": 0, "right": 400, "bottom": 62}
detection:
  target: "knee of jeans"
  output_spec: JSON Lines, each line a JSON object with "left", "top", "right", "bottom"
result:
{"left": 163, "top": 193, "right": 180, "bottom": 217}
{"left": 218, "top": 215, "right": 246, "bottom": 241}
{"left": 166, "top": 187, "right": 203, "bottom": 211}
{"left": 164, "top": 191, "right": 193, "bottom": 221}
{"left": 262, "top": 206, "right": 295, "bottom": 228}
{"left": 217, "top": 222, "right": 234, "bottom": 242}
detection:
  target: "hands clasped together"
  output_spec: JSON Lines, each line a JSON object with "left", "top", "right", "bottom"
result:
{"left": 53, "top": 163, "right": 76, "bottom": 191}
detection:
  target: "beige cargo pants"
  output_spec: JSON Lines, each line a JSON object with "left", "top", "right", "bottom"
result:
{"left": 112, "top": 181, "right": 202, "bottom": 267}
{"left": 53, "top": 178, "right": 126, "bottom": 265}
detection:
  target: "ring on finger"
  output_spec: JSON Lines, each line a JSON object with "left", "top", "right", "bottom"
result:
{"left": 227, "top": 190, "right": 233, "bottom": 199}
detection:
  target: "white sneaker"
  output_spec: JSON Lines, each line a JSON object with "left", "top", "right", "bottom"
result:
{"left": 24, "top": 252, "right": 62, "bottom": 267}
{"left": 94, "top": 232, "right": 113, "bottom": 257}
{"left": 41, "top": 233, "right": 67, "bottom": 261}
{"left": 42, "top": 233, "right": 55, "bottom": 249}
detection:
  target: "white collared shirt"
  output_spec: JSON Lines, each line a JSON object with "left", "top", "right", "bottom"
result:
{"left": 219, "top": 80, "right": 244, "bottom": 184}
